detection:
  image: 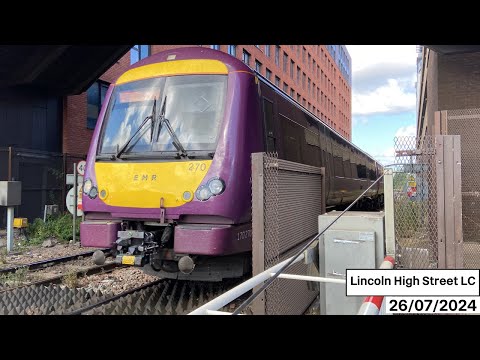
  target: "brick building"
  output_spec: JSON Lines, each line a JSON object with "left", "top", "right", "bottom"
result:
{"left": 64, "top": 44, "right": 352, "bottom": 155}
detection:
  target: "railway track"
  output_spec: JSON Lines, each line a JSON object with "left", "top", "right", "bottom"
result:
{"left": 0, "top": 250, "right": 108, "bottom": 275}
{"left": 0, "top": 275, "right": 246, "bottom": 315}
{"left": 0, "top": 262, "right": 118, "bottom": 294}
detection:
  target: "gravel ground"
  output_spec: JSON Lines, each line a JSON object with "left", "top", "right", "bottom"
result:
{"left": 0, "top": 243, "right": 101, "bottom": 268}
{"left": 27, "top": 258, "right": 114, "bottom": 281}
{"left": 76, "top": 267, "right": 158, "bottom": 295}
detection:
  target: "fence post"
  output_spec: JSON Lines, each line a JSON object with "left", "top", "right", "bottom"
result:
{"left": 73, "top": 163, "right": 77, "bottom": 243}
{"left": 453, "top": 135, "right": 463, "bottom": 268}
{"left": 435, "top": 135, "right": 463, "bottom": 269}
{"left": 435, "top": 136, "right": 446, "bottom": 268}
{"left": 7, "top": 146, "right": 12, "bottom": 181}
{"left": 62, "top": 153, "right": 67, "bottom": 213}
{"left": 384, "top": 168, "right": 395, "bottom": 258}
{"left": 251, "top": 153, "right": 266, "bottom": 315}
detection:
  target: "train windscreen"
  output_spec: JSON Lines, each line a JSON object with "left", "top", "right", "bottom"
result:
{"left": 98, "top": 74, "right": 227, "bottom": 157}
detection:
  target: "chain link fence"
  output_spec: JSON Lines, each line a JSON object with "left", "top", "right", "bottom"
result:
{"left": 444, "top": 108, "right": 480, "bottom": 268}
{"left": 251, "top": 152, "right": 324, "bottom": 315}
{"left": 393, "top": 136, "right": 438, "bottom": 269}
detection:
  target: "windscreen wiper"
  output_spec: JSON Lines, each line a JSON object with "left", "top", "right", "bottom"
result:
{"left": 116, "top": 98, "right": 156, "bottom": 159}
{"left": 155, "top": 96, "right": 188, "bottom": 158}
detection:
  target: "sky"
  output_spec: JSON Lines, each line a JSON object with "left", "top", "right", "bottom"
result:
{"left": 346, "top": 45, "right": 418, "bottom": 165}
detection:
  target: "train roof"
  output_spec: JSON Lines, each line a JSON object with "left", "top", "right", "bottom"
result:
{"left": 116, "top": 46, "right": 252, "bottom": 80}
{"left": 254, "top": 70, "right": 381, "bottom": 167}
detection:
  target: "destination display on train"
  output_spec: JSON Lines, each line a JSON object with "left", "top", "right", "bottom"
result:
{"left": 347, "top": 269, "right": 480, "bottom": 314}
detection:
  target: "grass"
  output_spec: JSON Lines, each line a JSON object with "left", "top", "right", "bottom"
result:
{"left": 62, "top": 270, "right": 78, "bottom": 288}
{"left": 0, "top": 267, "right": 29, "bottom": 286}
{"left": 0, "top": 248, "right": 6, "bottom": 265}
{"left": 24, "top": 213, "right": 80, "bottom": 245}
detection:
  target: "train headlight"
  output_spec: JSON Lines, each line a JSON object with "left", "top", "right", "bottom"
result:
{"left": 195, "top": 186, "right": 212, "bottom": 201}
{"left": 83, "top": 179, "right": 93, "bottom": 194}
{"left": 207, "top": 178, "right": 225, "bottom": 195}
{"left": 88, "top": 186, "right": 98, "bottom": 199}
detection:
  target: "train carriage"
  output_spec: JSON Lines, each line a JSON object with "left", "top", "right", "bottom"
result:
{"left": 80, "top": 47, "right": 383, "bottom": 281}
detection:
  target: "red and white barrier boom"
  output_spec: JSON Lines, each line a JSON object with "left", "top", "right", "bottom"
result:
{"left": 357, "top": 256, "right": 395, "bottom": 315}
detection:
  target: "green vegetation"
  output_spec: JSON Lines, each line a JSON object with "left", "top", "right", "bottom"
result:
{"left": 25, "top": 213, "right": 80, "bottom": 245}
{"left": 0, "top": 267, "right": 28, "bottom": 285}
{"left": 395, "top": 200, "right": 427, "bottom": 241}
{"left": 62, "top": 270, "right": 79, "bottom": 288}
{"left": 0, "top": 248, "right": 7, "bottom": 265}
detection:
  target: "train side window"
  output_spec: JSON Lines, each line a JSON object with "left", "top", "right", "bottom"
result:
{"left": 351, "top": 162, "right": 358, "bottom": 178}
{"left": 279, "top": 114, "right": 302, "bottom": 163}
{"left": 357, "top": 164, "right": 367, "bottom": 179}
{"left": 263, "top": 98, "right": 276, "bottom": 152}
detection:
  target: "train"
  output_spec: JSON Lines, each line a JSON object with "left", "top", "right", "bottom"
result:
{"left": 80, "top": 47, "right": 383, "bottom": 281}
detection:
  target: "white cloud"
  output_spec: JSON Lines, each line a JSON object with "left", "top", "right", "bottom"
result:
{"left": 395, "top": 125, "right": 417, "bottom": 137}
{"left": 352, "top": 79, "right": 416, "bottom": 116}
{"left": 346, "top": 45, "right": 418, "bottom": 116}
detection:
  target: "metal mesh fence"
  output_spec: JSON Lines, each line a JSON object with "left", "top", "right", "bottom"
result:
{"left": 393, "top": 136, "right": 438, "bottom": 269}
{"left": 445, "top": 108, "right": 480, "bottom": 268}
{"left": 252, "top": 152, "right": 323, "bottom": 315}
{"left": 262, "top": 152, "right": 283, "bottom": 314}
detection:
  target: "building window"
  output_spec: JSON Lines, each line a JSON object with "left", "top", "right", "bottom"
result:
{"left": 255, "top": 60, "right": 262, "bottom": 72}
{"left": 283, "top": 52, "right": 288, "bottom": 72}
{"left": 228, "top": 45, "right": 236, "bottom": 56}
{"left": 283, "top": 82, "right": 288, "bottom": 92}
{"left": 265, "top": 45, "right": 270, "bottom": 57}
{"left": 297, "top": 66, "right": 301, "bottom": 83}
{"left": 290, "top": 60, "right": 294, "bottom": 79}
{"left": 266, "top": 68, "right": 272, "bottom": 81}
{"left": 275, "top": 76, "right": 280, "bottom": 87}
{"left": 243, "top": 50, "right": 251, "bottom": 66}
{"left": 302, "top": 47, "right": 306, "bottom": 63}
{"left": 297, "top": 94, "right": 301, "bottom": 103}
{"left": 87, "top": 80, "right": 109, "bottom": 129}
{"left": 302, "top": 98, "right": 306, "bottom": 106}
{"left": 290, "top": 89, "right": 294, "bottom": 98}
{"left": 211, "top": 45, "right": 220, "bottom": 50}
{"left": 130, "top": 45, "right": 150, "bottom": 65}
{"left": 302, "top": 73, "right": 306, "bottom": 89}
{"left": 275, "top": 46, "right": 280, "bottom": 66}
{"left": 308, "top": 78, "right": 311, "bottom": 93}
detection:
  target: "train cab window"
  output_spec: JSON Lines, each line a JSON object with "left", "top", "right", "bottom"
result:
{"left": 262, "top": 98, "right": 276, "bottom": 152}
{"left": 98, "top": 75, "right": 227, "bottom": 156}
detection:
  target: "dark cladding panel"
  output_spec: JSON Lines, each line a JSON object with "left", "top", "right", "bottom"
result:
{"left": 0, "top": 93, "right": 61, "bottom": 152}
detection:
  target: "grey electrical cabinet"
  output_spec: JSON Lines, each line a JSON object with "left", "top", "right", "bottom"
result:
{"left": 0, "top": 181, "right": 22, "bottom": 206}
{"left": 318, "top": 211, "right": 386, "bottom": 315}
